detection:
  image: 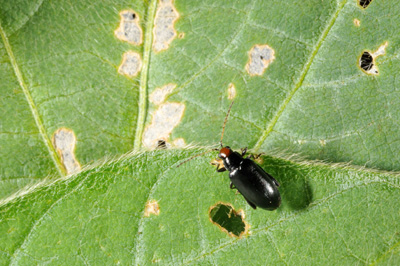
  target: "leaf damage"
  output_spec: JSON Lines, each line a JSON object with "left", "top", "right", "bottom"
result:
{"left": 114, "top": 10, "right": 143, "bottom": 45}
{"left": 209, "top": 202, "right": 249, "bottom": 238}
{"left": 150, "top": 83, "right": 176, "bottom": 105}
{"left": 246, "top": 44, "right": 275, "bottom": 76}
{"left": 144, "top": 200, "right": 160, "bottom": 217}
{"left": 118, "top": 51, "right": 142, "bottom": 77}
{"left": 152, "top": 0, "right": 180, "bottom": 52}
{"left": 359, "top": 41, "right": 388, "bottom": 75}
{"left": 52, "top": 128, "right": 81, "bottom": 174}
{"left": 143, "top": 102, "right": 185, "bottom": 148}
{"left": 227, "top": 83, "right": 236, "bottom": 100}
{"left": 358, "top": 0, "right": 373, "bottom": 9}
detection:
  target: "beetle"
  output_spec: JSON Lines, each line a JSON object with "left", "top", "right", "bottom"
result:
{"left": 178, "top": 101, "right": 281, "bottom": 210}
{"left": 214, "top": 145, "right": 281, "bottom": 210}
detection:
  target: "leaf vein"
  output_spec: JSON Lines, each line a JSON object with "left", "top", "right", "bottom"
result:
{"left": 0, "top": 21, "right": 65, "bottom": 176}
{"left": 133, "top": 0, "right": 158, "bottom": 151}
{"left": 170, "top": 0, "right": 257, "bottom": 97}
{"left": 253, "top": 0, "right": 348, "bottom": 151}
{"left": 132, "top": 161, "right": 178, "bottom": 265}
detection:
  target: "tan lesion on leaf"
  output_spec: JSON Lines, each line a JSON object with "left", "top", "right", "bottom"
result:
{"left": 143, "top": 102, "right": 185, "bottom": 148}
{"left": 152, "top": 0, "right": 180, "bottom": 52}
{"left": 172, "top": 138, "right": 185, "bottom": 147}
{"left": 246, "top": 44, "right": 275, "bottom": 76}
{"left": 118, "top": 51, "right": 142, "bottom": 77}
{"left": 320, "top": 139, "right": 327, "bottom": 146}
{"left": 149, "top": 83, "right": 176, "bottom": 105}
{"left": 227, "top": 83, "right": 236, "bottom": 100}
{"left": 144, "top": 200, "right": 160, "bottom": 217}
{"left": 353, "top": 19, "right": 361, "bottom": 27}
{"left": 209, "top": 202, "right": 250, "bottom": 238}
{"left": 114, "top": 10, "right": 143, "bottom": 45}
{"left": 52, "top": 128, "right": 81, "bottom": 174}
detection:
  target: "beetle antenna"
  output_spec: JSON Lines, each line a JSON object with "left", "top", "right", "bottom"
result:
{"left": 220, "top": 100, "right": 234, "bottom": 147}
{"left": 176, "top": 148, "right": 218, "bottom": 168}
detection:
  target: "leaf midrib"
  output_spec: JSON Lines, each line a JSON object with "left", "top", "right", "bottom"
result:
{"left": 0, "top": 22, "right": 66, "bottom": 176}
{"left": 253, "top": 0, "right": 348, "bottom": 152}
{"left": 133, "top": 0, "right": 158, "bottom": 151}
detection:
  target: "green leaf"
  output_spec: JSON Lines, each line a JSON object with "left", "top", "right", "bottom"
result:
{"left": 1, "top": 149, "right": 400, "bottom": 265}
{"left": 1, "top": 0, "right": 400, "bottom": 264}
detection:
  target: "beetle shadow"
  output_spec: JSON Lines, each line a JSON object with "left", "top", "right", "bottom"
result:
{"left": 260, "top": 157, "right": 313, "bottom": 211}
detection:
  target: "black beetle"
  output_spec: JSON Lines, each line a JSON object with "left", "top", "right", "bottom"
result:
{"left": 214, "top": 146, "right": 281, "bottom": 210}
{"left": 178, "top": 101, "right": 281, "bottom": 210}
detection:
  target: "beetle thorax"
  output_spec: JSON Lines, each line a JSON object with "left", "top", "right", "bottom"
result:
{"left": 219, "top": 147, "right": 243, "bottom": 172}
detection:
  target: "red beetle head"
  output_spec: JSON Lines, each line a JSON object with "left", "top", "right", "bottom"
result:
{"left": 218, "top": 146, "right": 232, "bottom": 159}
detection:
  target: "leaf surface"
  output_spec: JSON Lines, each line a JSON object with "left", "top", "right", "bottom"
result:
{"left": 1, "top": 0, "right": 399, "bottom": 264}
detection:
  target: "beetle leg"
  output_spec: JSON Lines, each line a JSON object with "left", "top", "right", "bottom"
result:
{"left": 272, "top": 178, "right": 280, "bottom": 187}
{"left": 211, "top": 158, "right": 226, "bottom": 172}
{"left": 230, "top": 182, "right": 236, "bottom": 189}
{"left": 240, "top": 147, "right": 248, "bottom": 156}
{"left": 246, "top": 152, "right": 264, "bottom": 160}
{"left": 217, "top": 166, "right": 227, "bottom": 172}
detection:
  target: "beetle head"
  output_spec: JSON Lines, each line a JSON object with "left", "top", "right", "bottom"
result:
{"left": 218, "top": 146, "right": 232, "bottom": 159}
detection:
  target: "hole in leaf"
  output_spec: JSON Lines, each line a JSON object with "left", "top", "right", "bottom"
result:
{"left": 359, "top": 51, "right": 373, "bottom": 71}
{"left": 209, "top": 203, "right": 248, "bottom": 238}
{"left": 359, "top": 0, "right": 373, "bottom": 8}
{"left": 358, "top": 42, "right": 388, "bottom": 75}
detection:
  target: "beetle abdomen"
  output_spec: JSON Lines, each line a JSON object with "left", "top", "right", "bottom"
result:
{"left": 230, "top": 159, "right": 281, "bottom": 210}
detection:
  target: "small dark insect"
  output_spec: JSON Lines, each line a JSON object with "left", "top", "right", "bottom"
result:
{"left": 156, "top": 139, "right": 167, "bottom": 149}
{"left": 178, "top": 101, "right": 281, "bottom": 210}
